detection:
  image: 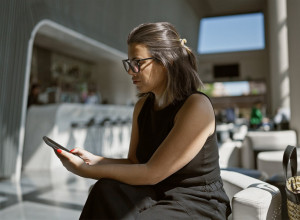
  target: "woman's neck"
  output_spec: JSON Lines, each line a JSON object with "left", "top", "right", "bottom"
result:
{"left": 153, "top": 92, "right": 172, "bottom": 110}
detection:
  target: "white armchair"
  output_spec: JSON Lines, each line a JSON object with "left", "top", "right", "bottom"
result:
{"left": 221, "top": 170, "right": 282, "bottom": 220}
{"left": 240, "top": 130, "right": 297, "bottom": 170}
{"left": 257, "top": 148, "right": 300, "bottom": 178}
{"left": 219, "top": 141, "right": 242, "bottom": 168}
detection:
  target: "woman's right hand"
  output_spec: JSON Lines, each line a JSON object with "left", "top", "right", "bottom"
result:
{"left": 70, "top": 148, "right": 101, "bottom": 165}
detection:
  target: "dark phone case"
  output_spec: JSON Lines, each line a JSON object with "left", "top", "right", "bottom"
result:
{"left": 43, "top": 136, "right": 70, "bottom": 152}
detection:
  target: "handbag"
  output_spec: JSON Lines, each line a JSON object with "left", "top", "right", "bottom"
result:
{"left": 283, "top": 145, "right": 300, "bottom": 219}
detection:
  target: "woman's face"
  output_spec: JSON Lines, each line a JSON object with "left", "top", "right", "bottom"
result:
{"left": 127, "top": 43, "right": 168, "bottom": 97}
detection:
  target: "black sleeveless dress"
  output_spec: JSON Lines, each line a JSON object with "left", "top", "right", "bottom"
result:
{"left": 80, "top": 92, "right": 231, "bottom": 220}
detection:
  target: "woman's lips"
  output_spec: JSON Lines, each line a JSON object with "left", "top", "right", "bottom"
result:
{"left": 132, "top": 79, "right": 140, "bottom": 84}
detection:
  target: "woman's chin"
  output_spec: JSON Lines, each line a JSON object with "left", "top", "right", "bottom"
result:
{"left": 136, "top": 86, "right": 146, "bottom": 93}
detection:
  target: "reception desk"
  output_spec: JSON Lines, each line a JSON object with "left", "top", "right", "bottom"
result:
{"left": 22, "top": 104, "right": 133, "bottom": 173}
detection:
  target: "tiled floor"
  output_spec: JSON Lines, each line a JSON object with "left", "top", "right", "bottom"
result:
{"left": 0, "top": 168, "right": 96, "bottom": 220}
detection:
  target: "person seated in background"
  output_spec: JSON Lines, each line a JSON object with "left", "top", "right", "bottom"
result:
{"left": 85, "top": 88, "right": 101, "bottom": 105}
{"left": 225, "top": 107, "right": 236, "bottom": 123}
{"left": 249, "top": 101, "right": 263, "bottom": 130}
{"left": 273, "top": 107, "right": 290, "bottom": 130}
{"left": 249, "top": 102, "right": 273, "bottom": 131}
{"left": 54, "top": 22, "right": 231, "bottom": 219}
{"left": 27, "top": 83, "right": 44, "bottom": 108}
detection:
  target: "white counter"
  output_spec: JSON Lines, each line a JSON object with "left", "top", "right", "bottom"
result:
{"left": 22, "top": 104, "right": 133, "bottom": 172}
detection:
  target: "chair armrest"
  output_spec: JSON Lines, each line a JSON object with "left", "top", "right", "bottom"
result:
{"left": 221, "top": 170, "right": 281, "bottom": 220}
{"left": 233, "top": 186, "right": 281, "bottom": 220}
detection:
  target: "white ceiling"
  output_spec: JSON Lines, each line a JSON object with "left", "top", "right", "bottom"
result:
{"left": 189, "top": 0, "right": 266, "bottom": 17}
{"left": 33, "top": 1, "right": 266, "bottom": 63}
{"left": 34, "top": 21, "right": 126, "bottom": 64}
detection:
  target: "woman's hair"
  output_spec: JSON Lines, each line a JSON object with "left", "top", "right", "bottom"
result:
{"left": 127, "top": 22, "right": 203, "bottom": 105}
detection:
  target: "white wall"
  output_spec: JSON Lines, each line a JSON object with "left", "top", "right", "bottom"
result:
{"left": 197, "top": 50, "right": 270, "bottom": 111}
{"left": 92, "top": 60, "right": 137, "bottom": 105}
{"left": 198, "top": 50, "right": 269, "bottom": 82}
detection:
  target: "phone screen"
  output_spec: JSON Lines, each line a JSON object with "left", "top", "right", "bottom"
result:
{"left": 43, "top": 136, "right": 71, "bottom": 152}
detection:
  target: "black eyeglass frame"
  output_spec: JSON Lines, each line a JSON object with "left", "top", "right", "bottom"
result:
{"left": 122, "top": 57, "right": 156, "bottom": 73}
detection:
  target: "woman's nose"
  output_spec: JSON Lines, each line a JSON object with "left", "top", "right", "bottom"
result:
{"left": 127, "top": 68, "right": 136, "bottom": 76}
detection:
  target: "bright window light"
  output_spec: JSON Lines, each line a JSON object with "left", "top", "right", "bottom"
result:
{"left": 198, "top": 12, "right": 265, "bottom": 54}
{"left": 202, "top": 80, "right": 266, "bottom": 97}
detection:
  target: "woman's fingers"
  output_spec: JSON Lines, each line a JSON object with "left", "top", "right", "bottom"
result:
{"left": 70, "top": 147, "right": 78, "bottom": 153}
{"left": 55, "top": 148, "right": 78, "bottom": 162}
{"left": 59, "top": 147, "right": 97, "bottom": 165}
{"left": 54, "top": 149, "right": 62, "bottom": 158}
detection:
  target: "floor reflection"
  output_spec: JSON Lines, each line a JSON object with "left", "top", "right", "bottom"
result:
{"left": 0, "top": 168, "right": 96, "bottom": 220}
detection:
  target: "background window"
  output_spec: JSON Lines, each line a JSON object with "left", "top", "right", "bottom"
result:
{"left": 198, "top": 12, "right": 265, "bottom": 54}
{"left": 202, "top": 80, "right": 266, "bottom": 97}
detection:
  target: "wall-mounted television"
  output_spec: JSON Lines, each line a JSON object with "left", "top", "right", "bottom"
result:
{"left": 214, "top": 64, "right": 239, "bottom": 78}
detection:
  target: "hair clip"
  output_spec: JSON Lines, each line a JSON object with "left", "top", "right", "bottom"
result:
{"left": 180, "top": 38, "right": 187, "bottom": 46}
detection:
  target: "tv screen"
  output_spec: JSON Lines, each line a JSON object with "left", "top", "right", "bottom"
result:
{"left": 214, "top": 64, "right": 239, "bottom": 78}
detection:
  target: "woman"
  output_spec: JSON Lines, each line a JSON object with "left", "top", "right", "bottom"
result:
{"left": 56, "top": 22, "right": 231, "bottom": 219}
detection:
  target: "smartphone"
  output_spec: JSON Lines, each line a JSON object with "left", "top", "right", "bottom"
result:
{"left": 43, "top": 136, "right": 71, "bottom": 152}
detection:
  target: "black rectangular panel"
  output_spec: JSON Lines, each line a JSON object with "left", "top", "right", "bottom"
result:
{"left": 213, "top": 64, "right": 239, "bottom": 78}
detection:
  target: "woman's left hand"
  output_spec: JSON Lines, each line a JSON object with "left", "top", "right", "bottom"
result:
{"left": 55, "top": 149, "right": 89, "bottom": 177}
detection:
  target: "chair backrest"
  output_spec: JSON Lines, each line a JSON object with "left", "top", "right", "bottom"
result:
{"left": 241, "top": 130, "right": 297, "bottom": 169}
{"left": 221, "top": 170, "right": 281, "bottom": 220}
{"left": 246, "top": 130, "right": 297, "bottom": 151}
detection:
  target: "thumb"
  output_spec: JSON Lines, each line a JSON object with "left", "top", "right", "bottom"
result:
{"left": 70, "top": 147, "right": 84, "bottom": 156}
{"left": 70, "top": 147, "right": 79, "bottom": 153}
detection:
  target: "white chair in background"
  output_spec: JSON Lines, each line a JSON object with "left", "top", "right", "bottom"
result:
{"left": 257, "top": 149, "right": 300, "bottom": 177}
{"left": 240, "top": 130, "right": 297, "bottom": 170}
{"left": 219, "top": 141, "right": 242, "bottom": 168}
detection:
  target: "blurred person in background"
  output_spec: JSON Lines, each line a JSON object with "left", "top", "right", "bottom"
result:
{"left": 85, "top": 88, "right": 101, "bottom": 105}
{"left": 273, "top": 107, "right": 290, "bottom": 130}
{"left": 27, "top": 83, "right": 44, "bottom": 108}
{"left": 249, "top": 101, "right": 263, "bottom": 130}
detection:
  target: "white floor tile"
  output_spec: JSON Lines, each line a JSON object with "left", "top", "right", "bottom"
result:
{"left": 0, "top": 201, "right": 81, "bottom": 220}
{"left": 0, "top": 181, "right": 36, "bottom": 195}
{"left": 0, "top": 196, "right": 7, "bottom": 203}
{"left": 0, "top": 170, "right": 93, "bottom": 220}
{"left": 37, "top": 188, "right": 88, "bottom": 206}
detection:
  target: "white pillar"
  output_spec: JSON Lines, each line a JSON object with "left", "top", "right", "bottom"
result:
{"left": 287, "top": 0, "right": 300, "bottom": 144}
{"left": 267, "top": 0, "right": 290, "bottom": 114}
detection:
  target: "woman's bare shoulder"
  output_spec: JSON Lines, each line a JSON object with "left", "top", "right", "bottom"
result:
{"left": 183, "top": 93, "right": 213, "bottom": 113}
{"left": 175, "top": 93, "right": 215, "bottom": 126}
{"left": 133, "top": 96, "right": 148, "bottom": 116}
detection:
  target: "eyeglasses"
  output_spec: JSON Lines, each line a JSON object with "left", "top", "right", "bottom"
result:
{"left": 122, "top": 57, "right": 156, "bottom": 73}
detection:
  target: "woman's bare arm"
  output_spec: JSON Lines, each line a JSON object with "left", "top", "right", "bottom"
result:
{"left": 57, "top": 94, "right": 214, "bottom": 185}
{"left": 61, "top": 94, "right": 214, "bottom": 184}
{"left": 74, "top": 97, "right": 145, "bottom": 166}
{"left": 56, "top": 97, "right": 145, "bottom": 171}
